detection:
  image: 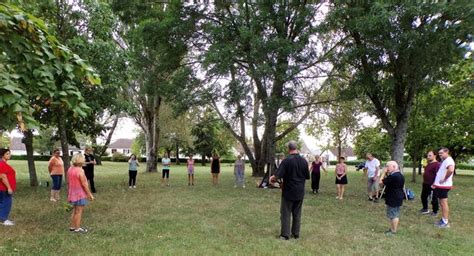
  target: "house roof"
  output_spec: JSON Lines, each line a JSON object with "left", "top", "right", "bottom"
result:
{"left": 9, "top": 137, "right": 25, "bottom": 151}
{"left": 329, "top": 146, "right": 355, "bottom": 157}
{"left": 109, "top": 138, "right": 133, "bottom": 149}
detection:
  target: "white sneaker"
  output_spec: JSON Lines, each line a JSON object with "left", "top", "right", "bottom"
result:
{"left": 50, "top": 198, "right": 57, "bottom": 202}
{"left": 243, "top": 185, "right": 246, "bottom": 189}
{"left": 129, "top": 186, "right": 132, "bottom": 189}
{"left": 133, "top": 186, "right": 136, "bottom": 189}
{"left": 3, "top": 220, "right": 15, "bottom": 226}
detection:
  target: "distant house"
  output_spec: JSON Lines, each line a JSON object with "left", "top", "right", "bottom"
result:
{"left": 107, "top": 138, "right": 133, "bottom": 155}
{"left": 321, "top": 147, "right": 357, "bottom": 161}
{"left": 9, "top": 137, "right": 81, "bottom": 156}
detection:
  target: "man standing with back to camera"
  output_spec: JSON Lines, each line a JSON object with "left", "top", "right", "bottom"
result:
{"left": 270, "top": 141, "right": 310, "bottom": 240}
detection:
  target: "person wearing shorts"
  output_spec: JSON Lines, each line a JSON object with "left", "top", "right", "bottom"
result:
{"left": 161, "top": 154, "right": 171, "bottom": 186}
{"left": 432, "top": 147, "right": 455, "bottom": 228}
{"left": 335, "top": 157, "right": 348, "bottom": 200}
{"left": 381, "top": 161, "right": 405, "bottom": 236}
{"left": 187, "top": 155, "right": 195, "bottom": 186}
{"left": 48, "top": 149, "right": 64, "bottom": 202}
{"left": 68, "top": 153, "right": 94, "bottom": 233}
{"left": 364, "top": 153, "right": 380, "bottom": 201}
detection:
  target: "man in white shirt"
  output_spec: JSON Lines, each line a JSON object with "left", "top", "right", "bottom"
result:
{"left": 432, "top": 147, "right": 455, "bottom": 228}
{"left": 364, "top": 153, "right": 381, "bottom": 202}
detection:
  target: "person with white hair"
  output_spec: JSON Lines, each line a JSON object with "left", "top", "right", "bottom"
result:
{"left": 380, "top": 161, "right": 405, "bottom": 236}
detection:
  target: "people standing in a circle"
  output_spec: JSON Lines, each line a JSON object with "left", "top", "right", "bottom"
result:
{"left": 48, "top": 149, "right": 64, "bottom": 202}
{"left": 83, "top": 147, "right": 97, "bottom": 193}
{"left": 161, "top": 153, "right": 171, "bottom": 187}
{"left": 128, "top": 154, "right": 139, "bottom": 189}
{"left": 234, "top": 154, "right": 245, "bottom": 188}
{"left": 0, "top": 148, "right": 16, "bottom": 226}
{"left": 187, "top": 154, "right": 195, "bottom": 186}
{"left": 335, "top": 156, "right": 348, "bottom": 200}
{"left": 310, "top": 155, "right": 327, "bottom": 194}
{"left": 211, "top": 153, "right": 221, "bottom": 185}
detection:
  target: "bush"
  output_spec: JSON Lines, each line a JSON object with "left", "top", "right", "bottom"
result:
{"left": 11, "top": 155, "right": 51, "bottom": 161}
{"left": 111, "top": 152, "right": 128, "bottom": 162}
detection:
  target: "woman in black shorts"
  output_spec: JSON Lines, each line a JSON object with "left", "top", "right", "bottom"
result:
{"left": 335, "top": 157, "right": 348, "bottom": 200}
{"left": 211, "top": 153, "right": 220, "bottom": 185}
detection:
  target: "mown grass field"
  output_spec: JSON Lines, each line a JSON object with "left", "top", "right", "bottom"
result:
{"left": 1, "top": 160, "right": 473, "bottom": 255}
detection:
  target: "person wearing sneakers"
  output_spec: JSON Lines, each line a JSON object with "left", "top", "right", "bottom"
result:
{"left": 432, "top": 147, "right": 455, "bottom": 228}
{"left": 270, "top": 141, "right": 310, "bottom": 240}
{"left": 234, "top": 154, "right": 245, "bottom": 188}
{"left": 335, "top": 157, "right": 348, "bottom": 200}
{"left": 161, "top": 153, "right": 171, "bottom": 186}
{"left": 48, "top": 149, "right": 64, "bottom": 202}
{"left": 420, "top": 151, "right": 440, "bottom": 215}
{"left": 128, "top": 154, "right": 139, "bottom": 188}
{"left": 364, "top": 153, "right": 381, "bottom": 202}
{"left": 0, "top": 148, "right": 16, "bottom": 226}
{"left": 68, "top": 153, "right": 94, "bottom": 233}
{"left": 380, "top": 161, "right": 405, "bottom": 236}
{"left": 187, "top": 154, "right": 195, "bottom": 186}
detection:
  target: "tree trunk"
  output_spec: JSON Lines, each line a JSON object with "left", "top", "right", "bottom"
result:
{"left": 175, "top": 143, "right": 180, "bottom": 165}
{"left": 143, "top": 96, "right": 161, "bottom": 172}
{"left": 201, "top": 154, "right": 206, "bottom": 166}
{"left": 418, "top": 160, "right": 422, "bottom": 175}
{"left": 23, "top": 130, "right": 38, "bottom": 187}
{"left": 95, "top": 115, "right": 120, "bottom": 165}
{"left": 411, "top": 156, "right": 417, "bottom": 183}
{"left": 57, "top": 109, "right": 71, "bottom": 175}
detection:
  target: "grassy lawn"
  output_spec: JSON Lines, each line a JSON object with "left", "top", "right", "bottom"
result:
{"left": 1, "top": 160, "right": 473, "bottom": 255}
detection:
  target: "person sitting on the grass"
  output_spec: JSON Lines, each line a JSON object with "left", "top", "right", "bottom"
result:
{"left": 161, "top": 153, "right": 171, "bottom": 187}
{"left": 68, "top": 153, "right": 94, "bottom": 233}
{"left": 0, "top": 148, "right": 16, "bottom": 226}
{"left": 234, "top": 154, "right": 245, "bottom": 188}
{"left": 420, "top": 150, "right": 440, "bottom": 215}
{"left": 187, "top": 154, "right": 195, "bottom": 186}
{"left": 335, "top": 156, "right": 348, "bottom": 200}
{"left": 364, "top": 153, "right": 381, "bottom": 202}
{"left": 48, "top": 149, "right": 64, "bottom": 202}
{"left": 380, "top": 161, "right": 405, "bottom": 236}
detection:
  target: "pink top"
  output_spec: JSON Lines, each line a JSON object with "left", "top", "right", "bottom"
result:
{"left": 67, "top": 166, "right": 87, "bottom": 202}
{"left": 336, "top": 163, "right": 346, "bottom": 175}
{"left": 187, "top": 159, "right": 194, "bottom": 170}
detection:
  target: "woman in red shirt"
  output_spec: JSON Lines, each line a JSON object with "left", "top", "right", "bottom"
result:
{"left": 0, "top": 148, "right": 16, "bottom": 226}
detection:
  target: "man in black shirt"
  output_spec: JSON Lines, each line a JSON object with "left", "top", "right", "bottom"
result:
{"left": 270, "top": 141, "right": 310, "bottom": 240}
{"left": 380, "top": 161, "right": 405, "bottom": 236}
{"left": 83, "top": 147, "right": 97, "bottom": 193}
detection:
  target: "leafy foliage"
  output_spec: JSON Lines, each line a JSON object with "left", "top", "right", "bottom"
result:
{"left": 354, "top": 127, "right": 390, "bottom": 161}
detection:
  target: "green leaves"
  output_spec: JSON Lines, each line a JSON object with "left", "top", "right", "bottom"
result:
{"left": 0, "top": 3, "right": 100, "bottom": 131}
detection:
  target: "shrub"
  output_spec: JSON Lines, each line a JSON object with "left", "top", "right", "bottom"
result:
{"left": 111, "top": 152, "right": 128, "bottom": 162}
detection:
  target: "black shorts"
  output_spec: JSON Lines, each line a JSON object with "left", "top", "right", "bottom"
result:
{"left": 434, "top": 188, "right": 450, "bottom": 199}
{"left": 162, "top": 169, "right": 170, "bottom": 178}
{"left": 336, "top": 176, "right": 348, "bottom": 184}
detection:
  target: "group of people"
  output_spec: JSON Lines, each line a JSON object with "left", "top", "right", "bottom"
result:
{"left": 270, "top": 141, "right": 456, "bottom": 240}
{"left": 0, "top": 142, "right": 457, "bottom": 238}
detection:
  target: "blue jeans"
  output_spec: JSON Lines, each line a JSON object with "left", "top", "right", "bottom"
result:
{"left": 0, "top": 191, "right": 13, "bottom": 221}
{"left": 51, "top": 175, "right": 63, "bottom": 190}
{"left": 235, "top": 170, "right": 245, "bottom": 186}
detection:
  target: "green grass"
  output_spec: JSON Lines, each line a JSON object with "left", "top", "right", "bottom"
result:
{"left": 1, "top": 160, "right": 474, "bottom": 255}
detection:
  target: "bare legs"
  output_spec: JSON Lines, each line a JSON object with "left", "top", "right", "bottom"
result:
{"left": 70, "top": 205, "right": 85, "bottom": 229}
{"left": 390, "top": 218, "right": 399, "bottom": 233}
{"left": 336, "top": 185, "right": 345, "bottom": 200}
{"left": 439, "top": 198, "right": 449, "bottom": 222}
{"left": 188, "top": 174, "right": 194, "bottom": 185}
{"left": 212, "top": 173, "right": 219, "bottom": 185}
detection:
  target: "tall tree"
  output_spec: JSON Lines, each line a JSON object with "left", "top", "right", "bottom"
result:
{"left": 112, "top": 0, "right": 197, "bottom": 172}
{"left": 195, "top": 2, "right": 337, "bottom": 176}
{"left": 325, "top": 2, "right": 473, "bottom": 168}
{"left": 0, "top": 3, "right": 100, "bottom": 184}
{"left": 354, "top": 127, "right": 391, "bottom": 161}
